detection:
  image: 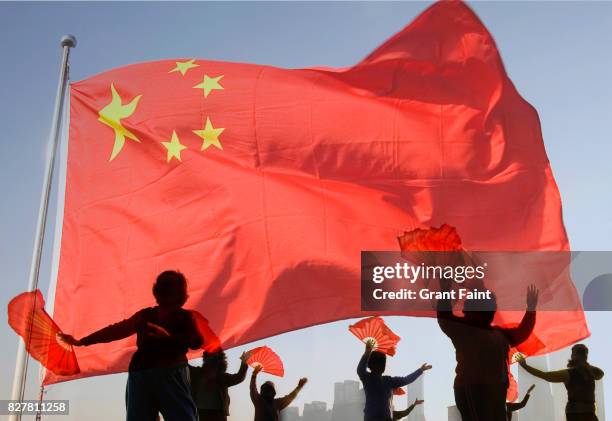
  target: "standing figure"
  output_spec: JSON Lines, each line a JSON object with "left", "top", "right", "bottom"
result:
{"left": 189, "top": 350, "right": 249, "bottom": 421}
{"left": 250, "top": 365, "right": 307, "bottom": 421}
{"left": 437, "top": 281, "right": 539, "bottom": 421}
{"left": 60, "top": 270, "right": 202, "bottom": 421}
{"left": 358, "top": 339, "right": 432, "bottom": 421}
{"left": 518, "top": 344, "right": 604, "bottom": 421}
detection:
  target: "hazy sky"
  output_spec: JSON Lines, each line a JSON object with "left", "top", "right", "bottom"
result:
{"left": 1, "top": 1, "right": 611, "bottom": 420}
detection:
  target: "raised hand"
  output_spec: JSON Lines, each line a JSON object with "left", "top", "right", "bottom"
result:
{"left": 58, "top": 333, "right": 81, "bottom": 347}
{"left": 240, "top": 351, "right": 249, "bottom": 363}
{"left": 253, "top": 365, "right": 263, "bottom": 375}
{"left": 298, "top": 377, "right": 308, "bottom": 388}
{"left": 365, "top": 338, "right": 376, "bottom": 352}
{"left": 413, "top": 398, "right": 424, "bottom": 406}
{"left": 420, "top": 363, "right": 432, "bottom": 371}
{"left": 527, "top": 285, "right": 539, "bottom": 311}
{"left": 515, "top": 353, "right": 527, "bottom": 367}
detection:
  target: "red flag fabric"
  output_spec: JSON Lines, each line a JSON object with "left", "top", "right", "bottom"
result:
{"left": 46, "top": 0, "right": 588, "bottom": 384}
{"left": 8, "top": 290, "right": 80, "bottom": 376}
{"left": 190, "top": 310, "right": 222, "bottom": 354}
{"left": 349, "top": 317, "right": 401, "bottom": 356}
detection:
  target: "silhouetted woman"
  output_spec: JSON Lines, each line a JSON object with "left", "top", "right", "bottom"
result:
{"left": 250, "top": 365, "right": 307, "bottom": 421}
{"left": 189, "top": 349, "right": 249, "bottom": 420}
{"left": 518, "top": 344, "right": 604, "bottom": 421}
{"left": 437, "top": 278, "right": 539, "bottom": 421}
{"left": 60, "top": 270, "right": 202, "bottom": 421}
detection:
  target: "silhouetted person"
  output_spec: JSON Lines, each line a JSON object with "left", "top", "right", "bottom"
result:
{"left": 60, "top": 270, "right": 202, "bottom": 421}
{"left": 250, "top": 365, "right": 307, "bottom": 421}
{"left": 518, "top": 344, "right": 604, "bottom": 421}
{"left": 393, "top": 398, "right": 424, "bottom": 420}
{"left": 358, "top": 339, "right": 432, "bottom": 421}
{"left": 506, "top": 384, "right": 534, "bottom": 421}
{"left": 437, "top": 278, "right": 539, "bottom": 421}
{"left": 189, "top": 349, "right": 249, "bottom": 421}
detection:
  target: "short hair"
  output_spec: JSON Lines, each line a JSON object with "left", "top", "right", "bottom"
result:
{"left": 152, "top": 270, "right": 188, "bottom": 307}
{"left": 367, "top": 351, "right": 386, "bottom": 372}
{"left": 572, "top": 344, "right": 589, "bottom": 357}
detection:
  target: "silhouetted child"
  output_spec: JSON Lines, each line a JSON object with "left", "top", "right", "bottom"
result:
{"left": 519, "top": 344, "right": 604, "bottom": 421}
{"left": 437, "top": 278, "right": 539, "bottom": 421}
{"left": 60, "top": 270, "right": 202, "bottom": 421}
{"left": 506, "top": 384, "right": 534, "bottom": 421}
{"left": 250, "top": 365, "right": 307, "bottom": 421}
{"left": 393, "top": 398, "right": 424, "bottom": 420}
{"left": 189, "top": 349, "right": 249, "bottom": 421}
{"left": 358, "top": 339, "right": 432, "bottom": 421}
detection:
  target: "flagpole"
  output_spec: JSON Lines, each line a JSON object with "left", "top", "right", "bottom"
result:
{"left": 9, "top": 34, "right": 76, "bottom": 421}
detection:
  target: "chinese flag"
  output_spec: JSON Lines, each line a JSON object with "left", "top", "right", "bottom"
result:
{"left": 46, "top": 0, "right": 588, "bottom": 384}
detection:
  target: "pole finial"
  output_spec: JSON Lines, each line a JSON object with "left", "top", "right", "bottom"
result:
{"left": 61, "top": 34, "right": 77, "bottom": 48}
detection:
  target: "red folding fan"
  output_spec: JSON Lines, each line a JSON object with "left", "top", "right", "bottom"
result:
{"left": 398, "top": 224, "right": 463, "bottom": 253}
{"left": 7, "top": 290, "right": 80, "bottom": 375}
{"left": 398, "top": 224, "right": 465, "bottom": 270}
{"left": 349, "top": 316, "right": 401, "bottom": 356}
{"left": 190, "top": 310, "right": 222, "bottom": 353}
{"left": 246, "top": 346, "right": 284, "bottom": 377}
{"left": 393, "top": 387, "right": 406, "bottom": 396}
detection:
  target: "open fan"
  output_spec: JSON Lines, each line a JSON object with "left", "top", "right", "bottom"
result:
{"left": 190, "top": 310, "right": 222, "bottom": 353}
{"left": 7, "top": 290, "right": 80, "bottom": 375}
{"left": 246, "top": 346, "right": 284, "bottom": 377}
{"left": 398, "top": 224, "right": 464, "bottom": 267}
{"left": 393, "top": 387, "right": 406, "bottom": 396}
{"left": 398, "top": 224, "right": 462, "bottom": 253}
{"left": 349, "top": 316, "right": 400, "bottom": 356}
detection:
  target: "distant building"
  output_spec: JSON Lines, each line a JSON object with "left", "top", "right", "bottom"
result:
{"left": 447, "top": 405, "right": 461, "bottom": 421}
{"left": 303, "top": 401, "right": 330, "bottom": 421}
{"left": 281, "top": 406, "right": 301, "bottom": 421}
{"left": 331, "top": 380, "right": 364, "bottom": 421}
{"left": 517, "top": 354, "right": 555, "bottom": 421}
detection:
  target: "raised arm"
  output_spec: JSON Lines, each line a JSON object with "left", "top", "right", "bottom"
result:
{"left": 503, "top": 286, "right": 538, "bottom": 347}
{"left": 393, "top": 399, "right": 424, "bottom": 420}
{"left": 223, "top": 352, "right": 249, "bottom": 387}
{"left": 388, "top": 363, "right": 431, "bottom": 388}
{"left": 250, "top": 366, "right": 261, "bottom": 404}
{"left": 60, "top": 311, "right": 142, "bottom": 346}
{"left": 436, "top": 277, "right": 464, "bottom": 339}
{"left": 357, "top": 340, "right": 374, "bottom": 380}
{"left": 518, "top": 357, "right": 569, "bottom": 383}
{"left": 276, "top": 378, "right": 308, "bottom": 410}
{"left": 506, "top": 385, "right": 534, "bottom": 412}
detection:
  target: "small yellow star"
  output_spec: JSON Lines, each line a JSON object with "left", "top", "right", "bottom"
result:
{"left": 193, "top": 117, "right": 225, "bottom": 151}
{"left": 193, "top": 74, "right": 224, "bottom": 98}
{"left": 161, "top": 131, "right": 188, "bottom": 162}
{"left": 169, "top": 59, "right": 199, "bottom": 76}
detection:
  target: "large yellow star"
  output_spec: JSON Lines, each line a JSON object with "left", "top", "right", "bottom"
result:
{"left": 161, "top": 131, "right": 188, "bottom": 162}
{"left": 169, "top": 59, "right": 199, "bottom": 76}
{"left": 98, "top": 84, "right": 142, "bottom": 161}
{"left": 193, "top": 117, "right": 225, "bottom": 151}
{"left": 193, "top": 74, "right": 224, "bottom": 98}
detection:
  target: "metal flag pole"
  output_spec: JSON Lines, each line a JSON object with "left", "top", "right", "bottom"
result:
{"left": 9, "top": 34, "right": 76, "bottom": 421}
